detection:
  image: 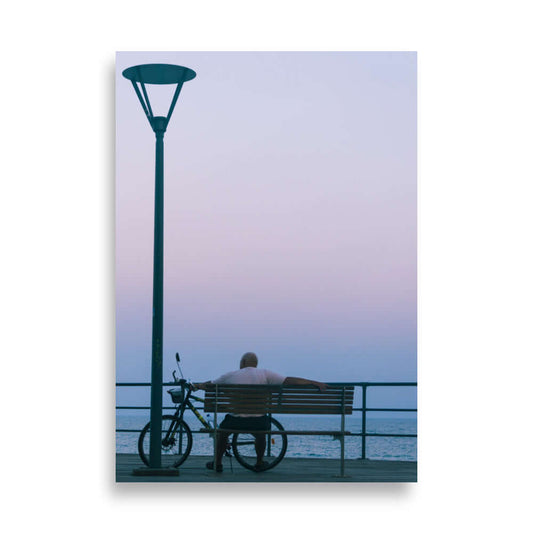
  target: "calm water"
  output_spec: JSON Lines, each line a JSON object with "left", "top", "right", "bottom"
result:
{"left": 116, "top": 412, "right": 417, "bottom": 461}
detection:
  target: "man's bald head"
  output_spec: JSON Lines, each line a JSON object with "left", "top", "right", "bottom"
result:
{"left": 240, "top": 352, "right": 258, "bottom": 369}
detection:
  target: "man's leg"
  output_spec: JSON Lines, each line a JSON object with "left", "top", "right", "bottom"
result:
{"left": 253, "top": 433, "right": 266, "bottom": 465}
{"left": 215, "top": 431, "right": 229, "bottom": 466}
{"left": 207, "top": 416, "right": 232, "bottom": 471}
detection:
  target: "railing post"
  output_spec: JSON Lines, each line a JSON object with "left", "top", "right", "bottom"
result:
{"left": 340, "top": 386, "right": 346, "bottom": 476}
{"left": 213, "top": 384, "right": 218, "bottom": 465}
{"left": 361, "top": 384, "right": 368, "bottom": 460}
{"left": 267, "top": 412, "right": 272, "bottom": 457}
{"left": 178, "top": 419, "right": 184, "bottom": 455}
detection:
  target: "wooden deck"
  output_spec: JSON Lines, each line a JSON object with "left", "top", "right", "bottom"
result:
{"left": 116, "top": 454, "right": 417, "bottom": 483}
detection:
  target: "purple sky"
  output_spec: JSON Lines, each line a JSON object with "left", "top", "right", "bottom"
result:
{"left": 116, "top": 52, "right": 416, "bottom": 390}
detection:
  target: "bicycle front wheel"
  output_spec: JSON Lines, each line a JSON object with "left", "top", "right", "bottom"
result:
{"left": 138, "top": 415, "right": 193, "bottom": 468}
{"left": 232, "top": 417, "right": 287, "bottom": 471}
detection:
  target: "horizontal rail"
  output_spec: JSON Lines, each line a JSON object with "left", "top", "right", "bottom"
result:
{"left": 354, "top": 408, "right": 417, "bottom": 412}
{"left": 206, "top": 429, "right": 416, "bottom": 437}
{"left": 116, "top": 381, "right": 417, "bottom": 460}
{"left": 116, "top": 406, "right": 417, "bottom": 413}
{"left": 116, "top": 428, "right": 417, "bottom": 438}
{"left": 116, "top": 406, "right": 181, "bottom": 410}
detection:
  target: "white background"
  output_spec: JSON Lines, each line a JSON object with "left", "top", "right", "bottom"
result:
{"left": 1, "top": 1, "right": 532, "bottom": 531}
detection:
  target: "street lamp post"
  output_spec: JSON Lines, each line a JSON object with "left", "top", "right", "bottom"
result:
{"left": 123, "top": 63, "right": 196, "bottom": 471}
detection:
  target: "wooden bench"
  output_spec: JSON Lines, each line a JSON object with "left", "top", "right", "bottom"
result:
{"left": 204, "top": 383, "right": 354, "bottom": 476}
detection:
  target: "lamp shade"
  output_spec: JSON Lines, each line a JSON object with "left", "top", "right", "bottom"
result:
{"left": 122, "top": 63, "right": 196, "bottom": 130}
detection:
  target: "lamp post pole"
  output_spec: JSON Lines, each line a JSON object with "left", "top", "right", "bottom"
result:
{"left": 123, "top": 64, "right": 196, "bottom": 472}
{"left": 150, "top": 117, "right": 166, "bottom": 468}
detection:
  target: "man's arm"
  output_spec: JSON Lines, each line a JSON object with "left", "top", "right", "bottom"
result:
{"left": 194, "top": 370, "right": 234, "bottom": 391}
{"left": 283, "top": 376, "right": 328, "bottom": 392}
{"left": 192, "top": 381, "right": 212, "bottom": 391}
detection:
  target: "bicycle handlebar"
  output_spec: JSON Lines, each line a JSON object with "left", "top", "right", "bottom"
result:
{"left": 173, "top": 370, "right": 189, "bottom": 384}
{"left": 172, "top": 351, "right": 193, "bottom": 388}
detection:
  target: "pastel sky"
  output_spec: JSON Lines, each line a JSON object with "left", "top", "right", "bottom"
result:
{"left": 116, "top": 52, "right": 416, "bottom": 405}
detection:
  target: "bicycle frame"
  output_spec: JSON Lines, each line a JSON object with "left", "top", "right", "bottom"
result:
{"left": 178, "top": 387, "right": 212, "bottom": 428}
{"left": 166, "top": 384, "right": 274, "bottom": 457}
{"left": 164, "top": 383, "right": 212, "bottom": 451}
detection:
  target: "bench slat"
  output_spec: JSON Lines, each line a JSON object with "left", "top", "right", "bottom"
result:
{"left": 206, "top": 408, "right": 352, "bottom": 415}
{"left": 204, "top": 385, "right": 347, "bottom": 389}
{"left": 204, "top": 393, "right": 353, "bottom": 400}
{"left": 203, "top": 393, "right": 354, "bottom": 401}
{"left": 204, "top": 400, "right": 353, "bottom": 408}
{"left": 271, "top": 394, "right": 354, "bottom": 402}
{"left": 205, "top": 404, "right": 352, "bottom": 411}
{"left": 215, "top": 429, "right": 352, "bottom": 435}
{"left": 203, "top": 390, "right": 354, "bottom": 398}
{"left": 220, "top": 389, "right": 352, "bottom": 394}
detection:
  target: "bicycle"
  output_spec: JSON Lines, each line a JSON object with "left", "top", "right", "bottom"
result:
{"left": 137, "top": 353, "right": 288, "bottom": 471}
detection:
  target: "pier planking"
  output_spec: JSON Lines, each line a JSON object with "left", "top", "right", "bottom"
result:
{"left": 116, "top": 454, "right": 416, "bottom": 483}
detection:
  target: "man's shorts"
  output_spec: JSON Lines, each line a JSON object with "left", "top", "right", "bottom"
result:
{"left": 219, "top": 414, "right": 271, "bottom": 431}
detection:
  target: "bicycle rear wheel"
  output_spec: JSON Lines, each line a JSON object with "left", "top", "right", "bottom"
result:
{"left": 231, "top": 417, "right": 287, "bottom": 471}
{"left": 138, "top": 415, "right": 193, "bottom": 468}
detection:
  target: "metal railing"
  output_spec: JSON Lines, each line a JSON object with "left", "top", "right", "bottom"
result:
{"left": 116, "top": 381, "right": 417, "bottom": 460}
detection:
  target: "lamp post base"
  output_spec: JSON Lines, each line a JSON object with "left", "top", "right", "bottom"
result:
{"left": 132, "top": 467, "right": 180, "bottom": 477}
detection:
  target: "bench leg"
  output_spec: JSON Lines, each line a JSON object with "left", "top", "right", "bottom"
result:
{"left": 340, "top": 412, "right": 345, "bottom": 477}
{"left": 334, "top": 411, "right": 351, "bottom": 478}
{"left": 340, "top": 436, "right": 345, "bottom": 476}
{"left": 213, "top": 410, "right": 218, "bottom": 467}
{"left": 213, "top": 386, "right": 218, "bottom": 467}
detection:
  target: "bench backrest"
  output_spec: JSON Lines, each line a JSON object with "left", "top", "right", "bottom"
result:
{"left": 203, "top": 384, "right": 354, "bottom": 415}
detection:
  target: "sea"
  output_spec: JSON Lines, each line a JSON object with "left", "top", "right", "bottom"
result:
{"left": 116, "top": 412, "right": 417, "bottom": 462}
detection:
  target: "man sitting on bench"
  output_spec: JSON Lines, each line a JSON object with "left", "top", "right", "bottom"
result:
{"left": 194, "top": 352, "right": 327, "bottom": 472}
